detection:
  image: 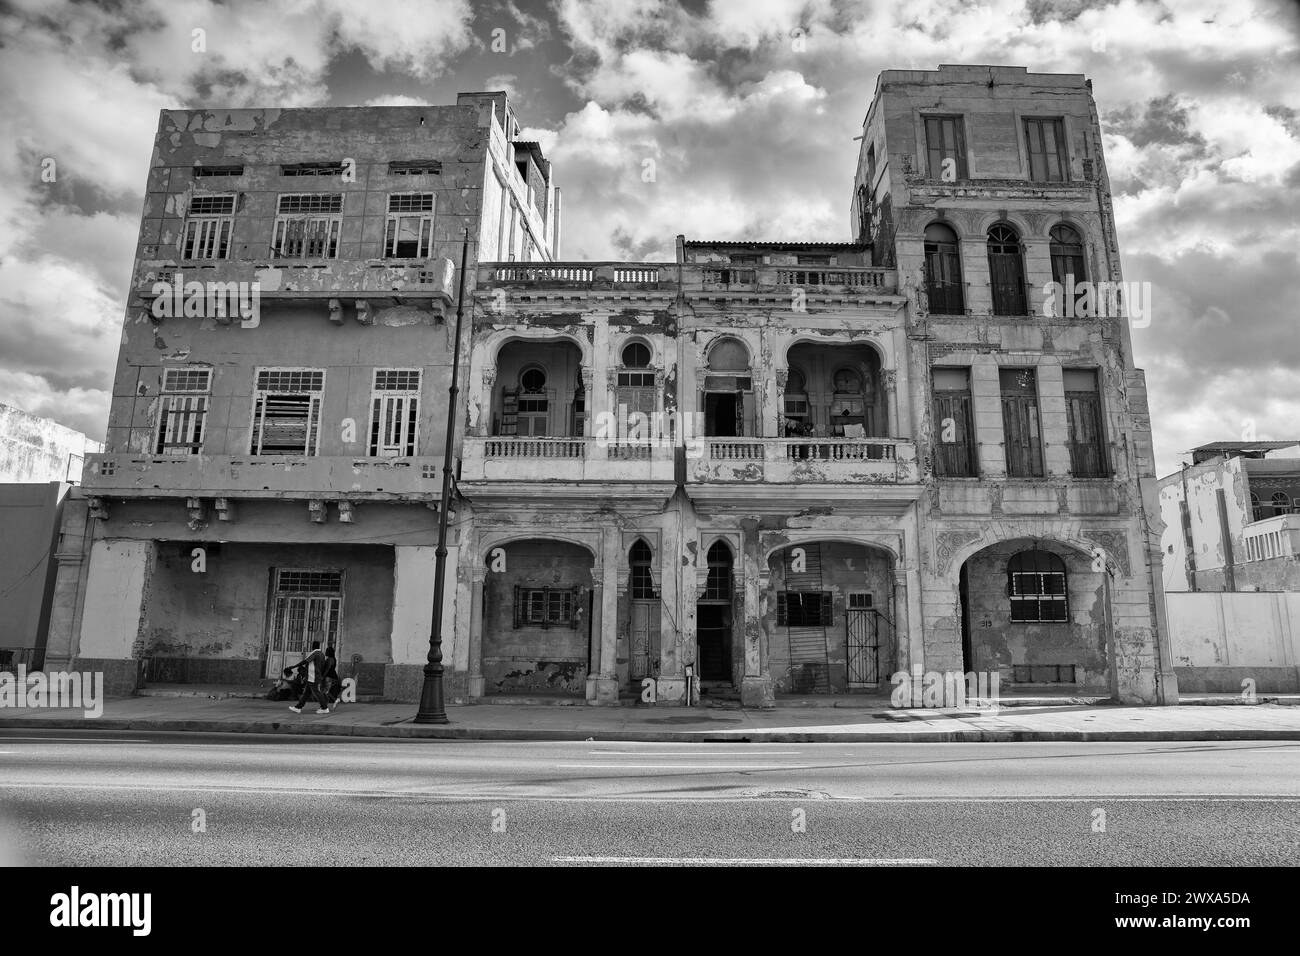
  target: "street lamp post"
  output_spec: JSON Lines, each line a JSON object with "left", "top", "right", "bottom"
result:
{"left": 414, "top": 229, "right": 470, "bottom": 724}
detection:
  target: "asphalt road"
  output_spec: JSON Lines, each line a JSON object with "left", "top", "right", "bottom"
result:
{"left": 1, "top": 730, "right": 1297, "bottom": 866}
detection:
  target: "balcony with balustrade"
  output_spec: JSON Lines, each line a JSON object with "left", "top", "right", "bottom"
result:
{"left": 458, "top": 436, "right": 676, "bottom": 503}
{"left": 685, "top": 436, "right": 921, "bottom": 508}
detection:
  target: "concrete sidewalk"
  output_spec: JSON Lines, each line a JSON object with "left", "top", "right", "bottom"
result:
{"left": 3, "top": 695, "right": 1300, "bottom": 742}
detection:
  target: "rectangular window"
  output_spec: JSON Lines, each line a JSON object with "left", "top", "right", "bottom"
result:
{"left": 1009, "top": 571, "right": 1069, "bottom": 622}
{"left": 369, "top": 369, "right": 420, "bottom": 457}
{"left": 155, "top": 367, "right": 212, "bottom": 455}
{"left": 193, "top": 165, "right": 244, "bottom": 178}
{"left": 1025, "top": 118, "right": 1069, "bottom": 182}
{"left": 389, "top": 160, "right": 442, "bottom": 176}
{"left": 280, "top": 162, "right": 345, "bottom": 177}
{"left": 250, "top": 368, "right": 325, "bottom": 456}
{"left": 777, "top": 591, "right": 833, "bottom": 628}
{"left": 1000, "top": 368, "right": 1043, "bottom": 478}
{"left": 1064, "top": 369, "right": 1107, "bottom": 478}
{"left": 932, "top": 367, "right": 977, "bottom": 477}
{"left": 273, "top": 194, "right": 343, "bottom": 259}
{"left": 384, "top": 193, "right": 435, "bottom": 258}
{"left": 925, "top": 115, "right": 968, "bottom": 180}
{"left": 513, "top": 586, "right": 579, "bottom": 629}
{"left": 182, "top": 195, "right": 234, "bottom": 259}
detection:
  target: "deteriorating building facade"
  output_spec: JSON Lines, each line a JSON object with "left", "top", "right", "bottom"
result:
{"left": 53, "top": 94, "right": 558, "bottom": 697}
{"left": 55, "top": 66, "right": 1175, "bottom": 705}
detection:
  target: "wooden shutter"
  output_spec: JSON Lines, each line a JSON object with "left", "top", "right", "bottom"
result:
{"left": 1066, "top": 390, "right": 1105, "bottom": 477}
{"left": 932, "top": 390, "right": 975, "bottom": 476}
{"left": 1000, "top": 370, "right": 1043, "bottom": 477}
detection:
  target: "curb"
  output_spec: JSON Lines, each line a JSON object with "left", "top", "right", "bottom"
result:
{"left": 2, "top": 716, "right": 1299, "bottom": 743}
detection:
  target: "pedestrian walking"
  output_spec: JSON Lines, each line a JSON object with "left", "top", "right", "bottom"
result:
{"left": 323, "top": 645, "right": 343, "bottom": 706}
{"left": 287, "top": 641, "right": 330, "bottom": 714}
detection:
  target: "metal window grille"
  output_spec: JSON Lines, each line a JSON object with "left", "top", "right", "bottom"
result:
{"left": 276, "top": 569, "right": 344, "bottom": 594}
{"left": 188, "top": 195, "right": 235, "bottom": 215}
{"left": 617, "top": 372, "right": 655, "bottom": 387}
{"left": 163, "top": 368, "right": 212, "bottom": 393}
{"left": 280, "top": 162, "right": 345, "bottom": 177}
{"left": 374, "top": 369, "right": 421, "bottom": 392}
{"left": 193, "top": 165, "right": 244, "bottom": 177}
{"left": 388, "top": 193, "right": 435, "bottom": 213}
{"left": 1008, "top": 550, "right": 1069, "bottom": 623}
{"left": 257, "top": 370, "right": 324, "bottom": 392}
{"left": 277, "top": 194, "right": 344, "bottom": 214}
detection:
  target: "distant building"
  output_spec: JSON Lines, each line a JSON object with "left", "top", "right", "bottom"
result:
{"left": 0, "top": 403, "right": 102, "bottom": 483}
{"left": 1159, "top": 441, "right": 1300, "bottom": 592}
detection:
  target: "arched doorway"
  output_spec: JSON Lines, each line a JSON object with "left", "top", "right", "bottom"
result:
{"left": 696, "top": 541, "right": 735, "bottom": 683}
{"left": 627, "top": 539, "right": 660, "bottom": 684}
{"left": 785, "top": 342, "right": 887, "bottom": 439}
{"left": 957, "top": 538, "right": 1110, "bottom": 693}
{"left": 703, "top": 338, "right": 752, "bottom": 437}
{"left": 481, "top": 538, "right": 595, "bottom": 696}
{"left": 766, "top": 541, "right": 895, "bottom": 694}
{"left": 492, "top": 339, "right": 585, "bottom": 437}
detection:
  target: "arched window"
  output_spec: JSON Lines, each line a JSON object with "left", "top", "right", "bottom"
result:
{"left": 630, "top": 539, "right": 656, "bottom": 599}
{"left": 708, "top": 338, "right": 749, "bottom": 372}
{"left": 1251, "top": 493, "right": 1265, "bottom": 523}
{"left": 923, "top": 223, "right": 963, "bottom": 315}
{"left": 621, "top": 342, "right": 651, "bottom": 368}
{"left": 1271, "top": 492, "right": 1291, "bottom": 517}
{"left": 517, "top": 366, "right": 548, "bottom": 436}
{"left": 1008, "top": 549, "right": 1069, "bottom": 623}
{"left": 704, "top": 541, "right": 733, "bottom": 600}
{"left": 1049, "top": 224, "right": 1086, "bottom": 286}
{"left": 783, "top": 368, "right": 810, "bottom": 436}
{"left": 987, "top": 223, "right": 1027, "bottom": 316}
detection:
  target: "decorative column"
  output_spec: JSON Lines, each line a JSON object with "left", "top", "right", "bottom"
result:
{"left": 774, "top": 366, "right": 788, "bottom": 438}
{"left": 585, "top": 564, "right": 604, "bottom": 702}
{"left": 467, "top": 564, "right": 486, "bottom": 698}
{"left": 893, "top": 567, "right": 913, "bottom": 676}
{"left": 739, "top": 536, "right": 774, "bottom": 708}
{"left": 883, "top": 367, "right": 900, "bottom": 438}
{"left": 477, "top": 367, "right": 497, "bottom": 437}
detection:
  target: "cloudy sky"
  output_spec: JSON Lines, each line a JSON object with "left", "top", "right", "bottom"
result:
{"left": 1, "top": 0, "right": 1296, "bottom": 477}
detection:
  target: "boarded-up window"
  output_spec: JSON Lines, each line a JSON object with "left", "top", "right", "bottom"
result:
{"left": 513, "top": 586, "right": 579, "bottom": 629}
{"left": 1025, "top": 118, "right": 1069, "bottom": 182}
{"left": 925, "top": 115, "right": 968, "bottom": 180}
{"left": 1064, "top": 369, "right": 1107, "bottom": 477}
{"left": 987, "top": 224, "right": 1027, "bottom": 316}
{"left": 924, "top": 223, "right": 964, "bottom": 315}
{"left": 1000, "top": 368, "right": 1043, "bottom": 477}
{"left": 251, "top": 369, "right": 324, "bottom": 456}
{"left": 932, "top": 367, "right": 976, "bottom": 477}
{"left": 1008, "top": 550, "right": 1069, "bottom": 622}
{"left": 156, "top": 368, "right": 212, "bottom": 455}
{"left": 777, "top": 591, "right": 833, "bottom": 627}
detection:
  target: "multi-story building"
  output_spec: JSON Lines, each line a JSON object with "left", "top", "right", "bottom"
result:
{"left": 1159, "top": 441, "right": 1300, "bottom": 592}
{"left": 49, "top": 93, "right": 559, "bottom": 696}
{"left": 454, "top": 64, "right": 1175, "bottom": 706}
{"left": 52, "top": 65, "right": 1176, "bottom": 705}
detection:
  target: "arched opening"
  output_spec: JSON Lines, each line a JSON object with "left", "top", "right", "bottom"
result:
{"left": 957, "top": 538, "right": 1110, "bottom": 694}
{"left": 492, "top": 339, "right": 584, "bottom": 437}
{"left": 626, "top": 539, "right": 660, "bottom": 683}
{"left": 696, "top": 541, "right": 735, "bottom": 684}
{"left": 766, "top": 541, "right": 895, "bottom": 694}
{"left": 1050, "top": 224, "right": 1087, "bottom": 316}
{"left": 703, "top": 338, "right": 752, "bottom": 437}
{"left": 481, "top": 538, "right": 595, "bottom": 697}
{"left": 784, "top": 342, "right": 887, "bottom": 439}
{"left": 987, "top": 223, "right": 1027, "bottom": 316}
{"left": 923, "top": 222, "right": 964, "bottom": 315}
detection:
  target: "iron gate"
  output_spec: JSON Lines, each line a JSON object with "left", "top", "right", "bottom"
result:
{"left": 846, "top": 608, "right": 883, "bottom": 686}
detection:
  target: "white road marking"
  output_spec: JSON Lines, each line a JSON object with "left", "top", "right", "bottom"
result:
{"left": 0, "top": 782, "right": 1295, "bottom": 803}
{"left": 589, "top": 751, "right": 802, "bottom": 756}
{"left": 554, "top": 856, "right": 937, "bottom": 865}
{"left": 0, "top": 737, "right": 150, "bottom": 743}
{"left": 558, "top": 763, "right": 800, "bottom": 770}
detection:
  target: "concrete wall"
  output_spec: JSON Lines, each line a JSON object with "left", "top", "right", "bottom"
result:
{"left": 1166, "top": 591, "right": 1300, "bottom": 692}
{"left": 140, "top": 542, "right": 394, "bottom": 684}
{"left": 481, "top": 539, "right": 593, "bottom": 695}
{"left": 0, "top": 482, "right": 69, "bottom": 657}
{"left": 0, "top": 403, "right": 101, "bottom": 483}
{"left": 765, "top": 541, "right": 894, "bottom": 693}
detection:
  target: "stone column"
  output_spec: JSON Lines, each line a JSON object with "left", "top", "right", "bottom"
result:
{"left": 467, "top": 565, "right": 486, "bottom": 698}
{"left": 773, "top": 365, "right": 788, "bottom": 438}
{"left": 739, "top": 536, "right": 774, "bottom": 707}
{"left": 585, "top": 566, "right": 604, "bottom": 702}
